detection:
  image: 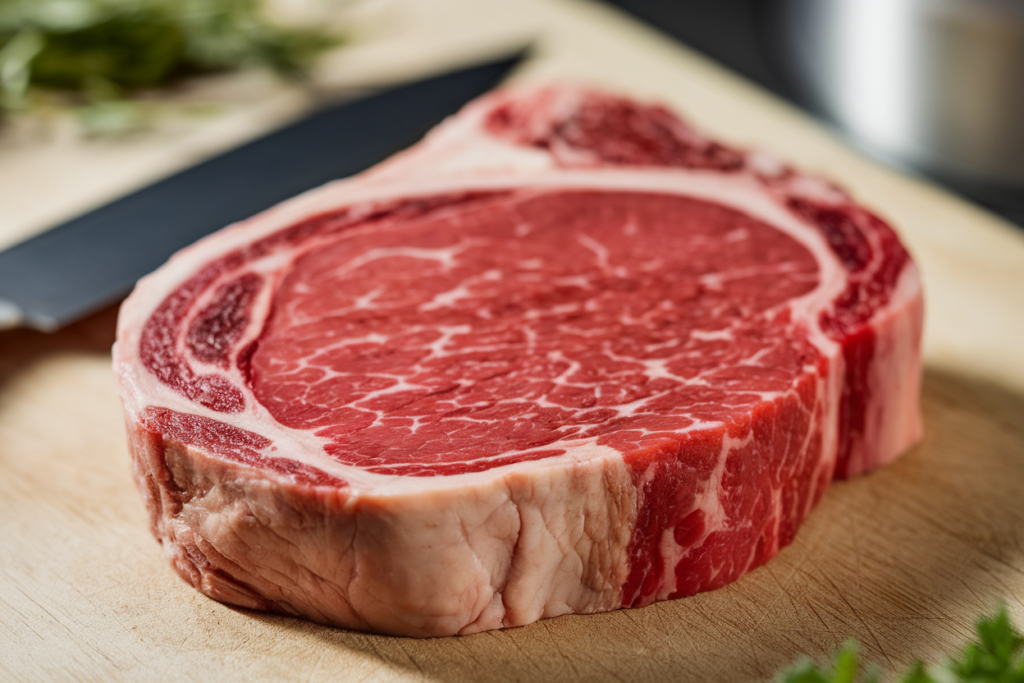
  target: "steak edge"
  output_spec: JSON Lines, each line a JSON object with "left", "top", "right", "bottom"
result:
{"left": 114, "top": 85, "right": 924, "bottom": 636}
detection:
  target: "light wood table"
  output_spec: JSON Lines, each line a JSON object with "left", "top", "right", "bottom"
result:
{"left": 3, "top": 1, "right": 1024, "bottom": 680}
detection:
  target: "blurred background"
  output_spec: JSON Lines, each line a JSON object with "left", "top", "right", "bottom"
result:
{"left": 2, "top": 0, "right": 1023, "bottom": 243}
{"left": 607, "top": 0, "right": 1024, "bottom": 227}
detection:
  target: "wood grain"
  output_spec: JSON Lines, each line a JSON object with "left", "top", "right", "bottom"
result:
{"left": 3, "top": 0, "right": 1024, "bottom": 680}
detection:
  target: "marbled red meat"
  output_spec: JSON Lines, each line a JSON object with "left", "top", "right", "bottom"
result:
{"left": 114, "top": 85, "right": 923, "bottom": 636}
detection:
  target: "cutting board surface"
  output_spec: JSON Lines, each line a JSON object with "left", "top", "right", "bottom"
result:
{"left": 3, "top": 1, "right": 1024, "bottom": 681}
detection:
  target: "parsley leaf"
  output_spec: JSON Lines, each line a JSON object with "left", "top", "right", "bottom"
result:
{"left": 777, "top": 641, "right": 880, "bottom": 683}
{"left": 0, "top": 0, "right": 339, "bottom": 126}
{"left": 777, "top": 605, "right": 1024, "bottom": 683}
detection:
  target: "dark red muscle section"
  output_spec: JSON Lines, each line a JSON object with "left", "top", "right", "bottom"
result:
{"left": 787, "top": 199, "right": 912, "bottom": 477}
{"left": 139, "top": 259, "right": 248, "bottom": 413}
{"left": 249, "top": 190, "right": 821, "bottom": 476}
{"left": 186, "top": 273, "right": 263, "bottom": 367}
{"left": 486, "top": 90, "right": 744, "bottom": 171}
{"left": 139, "top": 407, "right": 346, "bottom": 487}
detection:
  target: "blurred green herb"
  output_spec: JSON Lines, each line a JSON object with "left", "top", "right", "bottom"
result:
{"left": 776, "top": 605, "right": 1024, "bottom": 683}
{"left": 0, "top": 0, "right": 339, "bottom": 130}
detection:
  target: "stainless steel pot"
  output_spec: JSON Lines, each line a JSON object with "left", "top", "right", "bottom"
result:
{"left": 763, "top": 0, "right": 1024, "bottom": 212}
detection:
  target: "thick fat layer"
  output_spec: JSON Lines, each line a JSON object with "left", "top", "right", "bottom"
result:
{"left": 129, "top": 417, "right": 635, "bottom": 636}
{"left": 114, "top": 85, "right": 924, "bottom": 636}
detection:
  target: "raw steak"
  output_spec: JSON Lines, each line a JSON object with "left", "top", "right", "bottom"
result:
{"left": 114, "top": 85, "right": 924, "bottom": 637}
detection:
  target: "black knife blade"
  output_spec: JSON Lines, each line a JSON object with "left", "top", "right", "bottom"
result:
{"left": 0, "top": 52, "right": 523, "bottom": 331}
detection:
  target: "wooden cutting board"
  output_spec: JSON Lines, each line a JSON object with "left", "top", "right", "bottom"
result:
{"left": 3, "top": 1, "right": 1024, "bottom": 680}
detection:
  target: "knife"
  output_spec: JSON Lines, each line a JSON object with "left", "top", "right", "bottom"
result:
{"left": 0, "top": 52, "right": 523, "bottom": 332}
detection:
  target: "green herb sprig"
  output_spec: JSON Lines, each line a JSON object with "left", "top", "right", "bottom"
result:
{"left": 777, "top": 605, "right": 1024, "bottom": 683}
{"left": 0, "top": 0, "right": 339, "bottom": 130}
